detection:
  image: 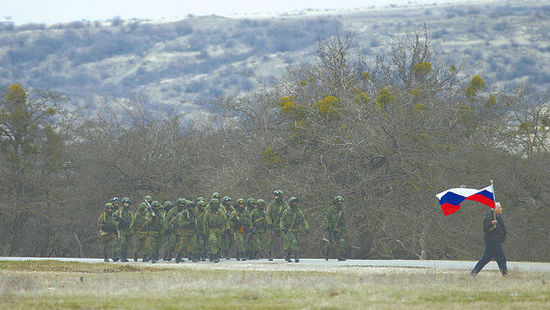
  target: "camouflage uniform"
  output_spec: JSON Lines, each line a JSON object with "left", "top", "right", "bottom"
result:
{"left": 171, "top": 199, "right": 198, "bottom": 262}
{"left": 266, "top": 190, "right": 288, "bottom": 260}
{"left": 324, "top": 196, "right": 346, "bottom": 261}
{"left": 98, "top": 203, "right": 118, "bottom": 262}
{"left": 228, "top": 199, "right": 252, "bottom": 261}
{"left": 146, "top": 201, "right": 164, "bottom": 263}
{"left": 130, "top": 202, "right": 149, "bottom": 261}
{"left": 250, "top": 199, "right": 268, "bottom": 259}
{"left": 245, "top": 198, "right": 257, "bottom": 258}
{"left": 194, "top": 199, "right": 208, "bottom": 261}
{"left": 162, "top": 200, "right": 175, "bottom": 261}
{"left": 220, "top": 196, "right": 235, "bottom": 259}
{"left": 114, "top": 197, "right": 133, "bottom": 262}
{"left": 280, "top": 197, "right": 309, "bottom": 263}
{"left": 204, "top": 199, "right": 227, "bottom": 263}
{"left": 164, "top": 199, "right": 183, "bottom": 262}
{"left": 110, "top": 197, "right": 121, "bottom": 261}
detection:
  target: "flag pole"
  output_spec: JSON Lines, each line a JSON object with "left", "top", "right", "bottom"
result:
{"left": 491, "top": 179, "right": 497, "bottom": 228}
{"left": 490, "top": 179, "right": 496, "bottom": 207}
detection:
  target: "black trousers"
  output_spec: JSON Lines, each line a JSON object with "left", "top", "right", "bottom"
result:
{"left": 472, "top": 239, "right": 508, "bottom": 275}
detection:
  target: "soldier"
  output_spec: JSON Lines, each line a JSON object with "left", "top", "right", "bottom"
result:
{"left": 250, "top": 199, "right": 268, "bottom": 260}
{"left": 98, "top": 202, "right": 118, "bottom": 262}
{"left": 164, "top": 200, "right": 181, "bottom": 262}
{"left": 169, "top": 199, "right": 197, "bottom": 262}
{"left": 204, "top": 198, "right": 227, "bottom": 263}
{"left": 229, "top": 198, "right": 252, "bottom": 261}
{"left": 220, "top": 196, "right": 235, "bottom": 260}
{"left": 114, "top": 197, "right": 133, "bottom": 262}
{"left": 146, "top": 201, "right": 164, "bottom": 263}
{"left": 324, "top": 196, "right": 346, "bottom": 261}
{"left": 280, "top": 197, "right": 309, "bottom": 263}
{"left": 110, "top": 197, "right": 121, "bottom": 260}
{"left": 266, "top": 190, "right": 288, "bottom": 261}
{"left": 245, "top": 198, "right": 256, "bottom": 259}
{"left": 162, "top": 200, "right": 174, "bottom": 261}
{"left": 194, "top": 199, "right": 208, "bottom": 261}
{"left": 130, "top": 202, "right": 149, "bottom": 262}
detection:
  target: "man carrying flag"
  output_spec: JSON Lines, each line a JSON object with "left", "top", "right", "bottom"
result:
{"left": 436, "top": 183, "right": 508, "bottom": 276}
{"left": 470, "top": 202, "right": 508, "bottom": 276}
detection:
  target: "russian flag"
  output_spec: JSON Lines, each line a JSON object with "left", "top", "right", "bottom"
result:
{"left": 436, "top": 185, "right": 495, "bottom": 216}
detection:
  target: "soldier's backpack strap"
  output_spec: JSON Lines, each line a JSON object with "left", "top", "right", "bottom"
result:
{"left": 289, "top": 210, "right": 298, "bottom": 231}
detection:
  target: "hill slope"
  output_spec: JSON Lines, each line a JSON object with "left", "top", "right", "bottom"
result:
{"left": 0, "top": 0, "right": 548, "bottom": 117}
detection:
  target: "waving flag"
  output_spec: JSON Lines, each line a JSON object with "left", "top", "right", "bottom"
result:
{"left": 436, "top": 185, "right": 495, "bottom": 216}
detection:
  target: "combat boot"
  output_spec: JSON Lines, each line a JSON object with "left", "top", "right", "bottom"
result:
{"left": 338, "top": 257, "right": 346, "bottom": 261}
{"left": 121, "top": 254, "right": 128, "bottom": 263}
{"left": 133, "top": 254, "right": 138, "bottom": 262}
{"left": 143, "top": 255, "right": 149, "bottom": 262}
{"left": 268, "top": 251, "right": 273, "bottom": 262}
{"left": 324, "top": 249, "right": 329, "bottom": 261}
{"left": 112, "top": 256, "right": 119, "bottom": 262}
{"left": 285, "top": 251, "right": 292, "bottom": 262}
{"left": 294, "top": 252, "right": 300, "bottom": 263}
{"left": 104, "top": 256, "right": 109, "bottom": 263}
{"left": 213, "top": 253, "right": 220, "bottom": 263}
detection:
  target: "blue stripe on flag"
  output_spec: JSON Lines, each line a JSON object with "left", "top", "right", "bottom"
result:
{"left": 439, "top": 192, "right": 466, "bottom": 206}
{"left": 475, "top": 190, "right": 494, "bottom": 201}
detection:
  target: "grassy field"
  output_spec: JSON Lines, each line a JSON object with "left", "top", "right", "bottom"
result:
{"left": 1, "top": 260, "right": 549, "bottom": 309}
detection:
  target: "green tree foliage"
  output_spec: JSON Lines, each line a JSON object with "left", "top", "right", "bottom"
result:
{"left": 0, "top": 84, "right": 66, "bottom": 256}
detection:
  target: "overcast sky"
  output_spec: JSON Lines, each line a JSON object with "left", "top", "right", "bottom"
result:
{"left": 2, "top": 0, "right": 484, "bottom": 25}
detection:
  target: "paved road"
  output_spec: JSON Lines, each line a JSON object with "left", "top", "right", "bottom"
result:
{"left": 2, "top": 257, "right": 550, "bottom": 273}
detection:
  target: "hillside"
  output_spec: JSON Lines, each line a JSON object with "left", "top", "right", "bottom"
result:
{"left": 0, "top": 0, "right": 548, "bottom": 117}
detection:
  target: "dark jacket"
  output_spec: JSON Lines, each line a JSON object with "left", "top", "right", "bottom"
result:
{"left": 483, "top": 212, "right": 506, "bottom": 243}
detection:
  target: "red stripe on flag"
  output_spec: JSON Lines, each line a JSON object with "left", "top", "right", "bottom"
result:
{"left": 465, "top": 194, "right": 495, "bottom": 208}
{"left": 441, "top": 203, "right": 461, "bottom": 216}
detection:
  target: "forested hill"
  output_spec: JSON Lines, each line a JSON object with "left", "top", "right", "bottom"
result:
{"left": 0, "top": 0, "right": 548, "bottom": 116}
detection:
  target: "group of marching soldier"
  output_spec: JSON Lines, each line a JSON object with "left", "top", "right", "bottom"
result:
{"left": 98, "top": 190, "right": 347, "bottom": 263}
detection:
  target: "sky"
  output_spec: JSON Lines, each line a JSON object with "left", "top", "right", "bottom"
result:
{"left": 1, "top": 0, "right": 486, "bottom": 25}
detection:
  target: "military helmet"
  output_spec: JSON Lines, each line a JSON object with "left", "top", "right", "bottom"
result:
{"left": 164, "top": 201, "right": 173, "bottom": 208}
{"left": 144, "top": 195, "right": 152, "bottom": 201}
{"left": 212, "top": 192, "right": 221, "bottom": 200}
{"left": 334, "top": 196, "right": 344, "bottom": 204}
{"left": 274, "top": 190, "right": 283, "bottom": 197}
{"left": 196, "top": 197, "right": 205, "bottom": 203}
{"left": 176, "top": 198, "right": 186, "bottom": 206}
{"left": 288, "top": 197, "right": 299, "bottom": 204}
{"left": 222, "top": 196, "right": 232, "bottom": 204}
{"left": 122, "top": 197, "right": 131, "bottom": 204}
{"left": 257, "top": 199, "right": 266, "bottom": 207}
{"left": 111, "top": 197, "right": 119, "bottom": 203}
{"left": 104, "top": 202, "right": 113, "bottom": 209}
{"left": 210, "top": 198, "right": 219, "bottom": 207}
{"left": 197, "top": 200, "right": 206, "bottom": 208}
{"left": 246, "top": 198, "right": 256, "bottom": 207}
{"left": 151, "top": 200, "right": 161, "bottom": 207}
{"left": 138, "top": 202, "right": 147, "bottom": 211}
{"left": 236, "top": 198, "right": 245, "bottom": 207}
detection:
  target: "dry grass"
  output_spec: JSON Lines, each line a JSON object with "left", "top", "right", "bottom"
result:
{"left": 1, "top": 261, "right": 549, "bottom": 309}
